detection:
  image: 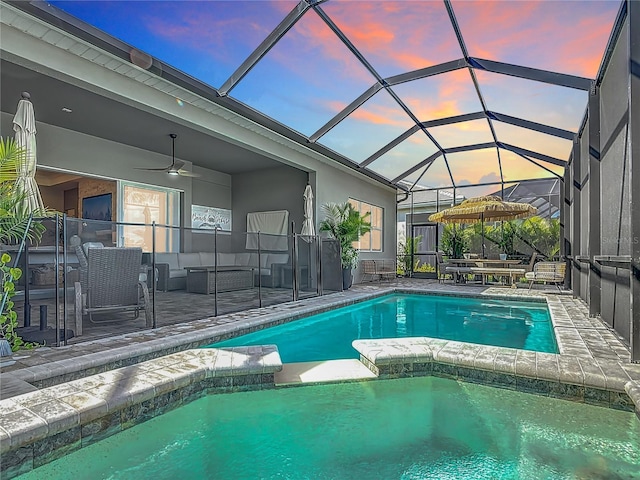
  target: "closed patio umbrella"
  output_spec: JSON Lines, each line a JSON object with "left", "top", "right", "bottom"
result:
{"left": 429, "top": 195, "right": 537, "bottom": 258}
{"left": 301, "top": 183, "right": 315, "bottom": 236}
{"left": 13, "top": 92, "right": 45, "bottom": 215}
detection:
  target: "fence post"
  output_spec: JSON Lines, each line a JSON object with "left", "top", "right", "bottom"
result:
{"left": 214, "top": 227, "right": 218, "bottom": 317}
{"left": 152, "top": 221, "right": 157, "bottom": 329}
{"left": 54, "top": 213, "right": 61, "bottom": 346}
{"left": 257, "top": 232, "right": 262, "bottom": 308}
{"left": 62, "top": 214, "right": 68, "bottom": 346}
{"left": 317, "top": 235, "right": 322, "bottom": 296}
{"left": 292, "top": 233, "right": 299, "bottom": 301}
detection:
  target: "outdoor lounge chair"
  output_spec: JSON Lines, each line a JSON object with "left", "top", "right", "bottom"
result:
{"left": 525, "top": 261, "right": 566, "bottom": 291}
{"left": 74, "top": 247, "right": 152, "bottom": 336}
{"left": 361, "top": 259, "right": 396, "bottom": 282}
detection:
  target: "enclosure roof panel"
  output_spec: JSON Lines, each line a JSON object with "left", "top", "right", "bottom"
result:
{"left": 453, "top": 0, "right": 620, "bottom": 78}
{"left": 43, "top": 0, "right": 623, "bottom": 190}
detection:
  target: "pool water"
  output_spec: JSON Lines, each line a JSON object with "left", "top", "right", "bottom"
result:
{"left": 213, "top": 294, "right": 557, "bottom": 362}
{"left": 18, "top": 377, "right": 640, "bottom": 479}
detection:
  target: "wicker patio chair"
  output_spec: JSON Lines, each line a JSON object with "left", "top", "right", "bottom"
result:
{"left": 525, "top": 261, "right": 566, "bottom": 291}
{"left": 74, "top": 247, "right": 151, "bottom": 336}
{"left": 436, "top": 251, "right": 452, "bottom": 283}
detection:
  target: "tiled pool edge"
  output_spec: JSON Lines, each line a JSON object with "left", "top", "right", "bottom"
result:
{"left": 353, "top": 337, "right": 638, "bottom": 414}
{"left": 0, "top": 346, "right": 282, "bottom": 479}
{"left": 2, "top": 285, "right": 639, "bottom": 478}
{"left": 1, "top": 288, "right": 559, "bottom": 393}
{"left": 5, "top": 288, "right": 395, "bottom": 390}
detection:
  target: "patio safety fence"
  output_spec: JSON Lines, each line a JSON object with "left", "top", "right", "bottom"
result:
{"left": 2, "top": 215, "right": 342, "bottom": 347}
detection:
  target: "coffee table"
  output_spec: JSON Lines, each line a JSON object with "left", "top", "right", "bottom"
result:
{"left": 185, "top": 266, "right": 254, "bottom": 294}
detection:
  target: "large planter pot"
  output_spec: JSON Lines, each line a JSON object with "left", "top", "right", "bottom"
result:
{"left": 342, "top": 268, "right": 353, "bottom": 290}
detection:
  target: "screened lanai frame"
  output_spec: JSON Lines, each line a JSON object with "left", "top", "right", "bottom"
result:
{"left": 13, "top": 0, "right": 627, "bottom": 195}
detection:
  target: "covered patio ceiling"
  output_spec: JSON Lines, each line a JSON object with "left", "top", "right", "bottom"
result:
{"left": 10, "top": 0, "right": 624, "bottom": 193}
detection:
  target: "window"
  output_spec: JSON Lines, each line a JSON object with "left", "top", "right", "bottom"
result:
{"left": 349, "top": 198, "right": 383, "bottom": 252}
{"left": 118, "top": 181, "right": 180, "bottom": 252}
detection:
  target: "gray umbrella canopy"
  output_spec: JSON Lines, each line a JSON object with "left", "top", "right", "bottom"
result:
{"left": 301, "top": 184, "right": 315, "bottom": 236}
{"left": 13, "top": 92, "right": 45, "bottom": 215}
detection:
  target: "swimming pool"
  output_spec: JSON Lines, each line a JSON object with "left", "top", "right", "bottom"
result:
{"left": 17, "top": 376, "right": 640, "bottom": 479}
{"left": 213, "top": 293, "right": 557, "bottom": 362}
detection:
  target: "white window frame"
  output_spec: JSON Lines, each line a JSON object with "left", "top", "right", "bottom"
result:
{"left": 117, "top": 180, "right": 181, "bottom": 252}
{"left": 349, "top": 198, "right": 383, "bottom": 252}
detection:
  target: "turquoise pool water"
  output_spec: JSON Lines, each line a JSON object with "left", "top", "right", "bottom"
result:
{"left": 213, "top": 294, "right": 557, "bottom": 362}
{"left": 18, "top": 377, "right": 640, "bottom": 479}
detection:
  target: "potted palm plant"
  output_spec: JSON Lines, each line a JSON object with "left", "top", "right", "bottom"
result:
{"left": 319, "top": 202, "right": 371, "bottom": 290}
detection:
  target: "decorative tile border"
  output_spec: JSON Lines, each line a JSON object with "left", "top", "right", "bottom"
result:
{"left": 0, "top": 346, "right": 282, "bottom": 480}
{"left": 353, "top": 337, "right": 637, "bottom": 414}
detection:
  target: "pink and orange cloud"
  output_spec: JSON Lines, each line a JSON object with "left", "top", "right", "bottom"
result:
{"left": 453, "top": 0, "right": 619, "bottom": 78}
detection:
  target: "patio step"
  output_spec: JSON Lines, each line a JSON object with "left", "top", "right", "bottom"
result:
{"left": 275, "top": 359, "right": 377, "bottom": 386}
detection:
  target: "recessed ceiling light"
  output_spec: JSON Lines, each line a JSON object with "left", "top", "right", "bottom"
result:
{"left": 61, "top": 107, "right": 72, "bottom": 113}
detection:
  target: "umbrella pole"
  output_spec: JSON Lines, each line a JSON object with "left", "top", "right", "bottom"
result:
{"left": 481, "top": 213, "right": 485, "bottom": 259}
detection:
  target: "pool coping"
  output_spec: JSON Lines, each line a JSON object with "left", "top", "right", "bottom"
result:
{"left": 1, "top": 283, "right": 640, "bottom": 478}
{"left": 0, "top": 345, "right": 283, "bottom": 478}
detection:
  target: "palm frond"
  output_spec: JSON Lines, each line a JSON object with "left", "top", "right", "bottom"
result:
{"left": 0, "top": 137, "right": 25, "bottom": 183}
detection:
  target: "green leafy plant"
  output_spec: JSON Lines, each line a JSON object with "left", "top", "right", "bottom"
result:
{"left": 412, "top": 261, "right": 436, "bottom": 273}
{"left": 517, "top": 216, "right": 560, "bottom": 259}
{"left": 1, "top": 137, "right": 47, "bottom": 351}
{"left": 319, "top": 202, "right": 371, "bottom": 269}
{"left": 486, "top": 221, "right": 517, "bottom": 256}
{"left": 0, "top": 138, "right": 46, "bottom": 244}
{"left": 397, "top": 235, "right": 422, "bottom": 276}
{"left": 0, "top": 253, "right": 31, "bottom": 351}
{"left": 440, "top": 224, "right": 469, "bottom": 259}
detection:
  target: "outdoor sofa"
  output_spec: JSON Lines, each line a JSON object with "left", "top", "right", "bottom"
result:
{"left": 154, "top": 252, "right": 289, "bottom": 291}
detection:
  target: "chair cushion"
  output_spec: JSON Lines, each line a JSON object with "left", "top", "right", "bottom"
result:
{"left": 156, "top": 253, "right": 179, "bottom": 270}
{"left": 169, "top": 269, "right": 187, "bottom": 278}
{"left": 178, "top": 253, "right": 201, "bottom": 268}
{"left": 199, "top": 252, "right": 216, "bottom": 266}
{"left": 234, "top": 253, "right": 253, "bottom": 267}
{"left": 267, "top": 253, "right": 289, "bottom": 266}
{"left": 217, "top": 253, "right": 237, "bottom": 267}
{"left": 82, "top": 242, "right": 104, "bottom": 255}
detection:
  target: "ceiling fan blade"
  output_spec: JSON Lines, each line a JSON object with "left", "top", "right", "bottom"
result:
{"left": 177, "top": 169, "right": 201, "bottom": 178}
{"left": 134, "top": 165, "right": 173, "bottom": 171}
{"left": 173, "top": 160, "right": 186, "bottom": 171}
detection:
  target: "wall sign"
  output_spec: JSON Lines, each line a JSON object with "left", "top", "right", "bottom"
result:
{"left": 191, "top": 205, "right": 232, "bottom": 231}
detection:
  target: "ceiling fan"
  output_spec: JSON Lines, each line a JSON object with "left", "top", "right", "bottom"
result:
{"left": 136, "top": 133, "right": 200, "bottom": 177}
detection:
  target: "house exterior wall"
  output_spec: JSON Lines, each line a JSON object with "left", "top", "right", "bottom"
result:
{"left": 0, "top": 13, "right": 397, "bottom": 284}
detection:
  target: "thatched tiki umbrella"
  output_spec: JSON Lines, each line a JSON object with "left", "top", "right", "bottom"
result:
{"left": 429, "top": 195, "right": 538, "bottom": 258}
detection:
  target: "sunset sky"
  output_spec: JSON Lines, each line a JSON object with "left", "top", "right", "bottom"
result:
{"left": 50, "top": 0, "right": 621, "bottom": 192}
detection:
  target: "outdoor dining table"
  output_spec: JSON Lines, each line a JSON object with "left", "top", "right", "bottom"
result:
{"left": 445, "top": 258, "right": 525, "bottom": 287}
{"left": 447, "top": 259, "right": 523, "bottom": 268}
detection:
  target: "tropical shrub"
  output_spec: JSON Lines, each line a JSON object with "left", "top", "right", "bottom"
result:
{"left": 319, "top": 202, "right": 371, "bottom": 269}
{"left": 440, "top": 224, "right": 470, "bottom": 259}
{"left": 397, "top": 235, "right": 422, "bottom": 276}
{"left": 517, "top": 216, "right": 560, "bottom": 259}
